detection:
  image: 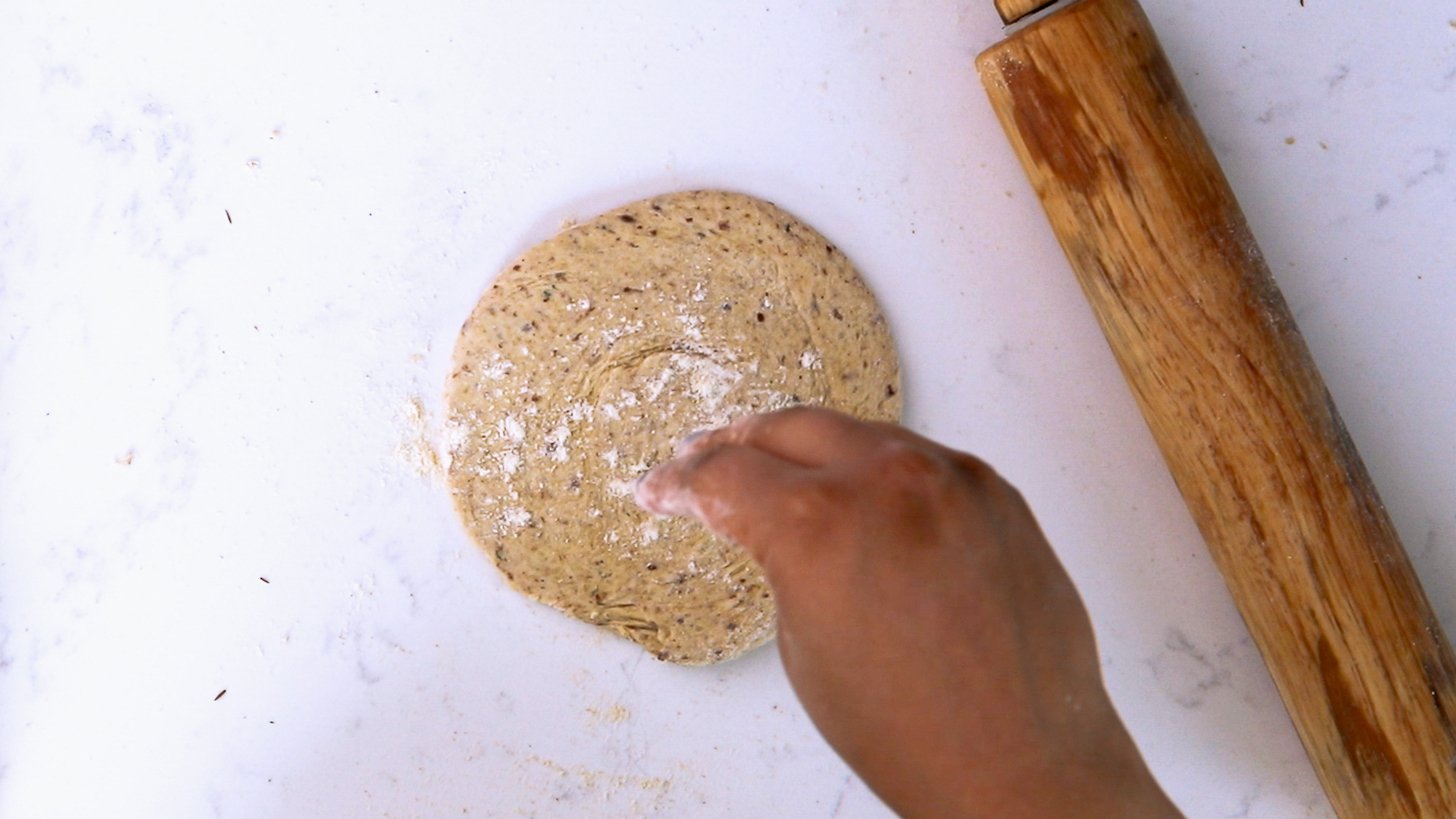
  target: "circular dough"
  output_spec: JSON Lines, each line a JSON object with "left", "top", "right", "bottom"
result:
{"left": 446, "top": 190, "right": 900, "bottom": 664}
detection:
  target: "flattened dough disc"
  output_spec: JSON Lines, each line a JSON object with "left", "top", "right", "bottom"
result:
{"left": 446, "top": 190, "right": 901, "bottom": 664}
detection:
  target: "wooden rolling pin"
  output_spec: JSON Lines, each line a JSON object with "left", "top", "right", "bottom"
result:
{"left": 976, "top": 0, "right": 1456, "bottom": 815}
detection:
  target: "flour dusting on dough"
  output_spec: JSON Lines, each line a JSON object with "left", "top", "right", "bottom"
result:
{"left": 445, "top": 190, "right": 900, "bottom": 664}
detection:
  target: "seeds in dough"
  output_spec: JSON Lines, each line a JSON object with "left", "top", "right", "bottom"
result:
{"left": 446, "top": 190, "right": 901, "bottom": 664}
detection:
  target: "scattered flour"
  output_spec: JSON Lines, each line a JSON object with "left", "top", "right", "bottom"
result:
{"left": 500, "top": 451, "right": 523, "bottom": 475}
{"left": 442, "top": 417, "right": 469, "bottom": 459}
{"left": 677, "top": 312, "right": 705, "bottom": 341}
{"left": 445, "top": 190, "right": 900, "bottom": 664}
{"left": 600, "top": 320, "right": 643, "bottom": 347}
{"left": 479, "top": 356, "right": 513, "bottom": 380}
{"left": 468, "top": 309, "right": 822, "bottom": 555}
{"left": 544, "top": 424, "right": 571, "bottom": 463}
{"left": 500, "top": 415, "right": 526, "bottom": 443}
{"left": 500, "top": 507, "right": 532, "bottom": 532}
{"left": 637, "top": 351, "right": 743, "bottom": 421}
{"left": 397, "top": 396, "right": 447, "bottom": 479}
{"left": 683, "top": 356, "right": 741, "bottom": 417}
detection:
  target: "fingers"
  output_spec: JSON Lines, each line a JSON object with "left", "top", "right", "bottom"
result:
{"left": 634, "top": 442, "right": 820, "bottom": 564}
{"left": 635, "top": 407, "right": 999, "bottom": 569}
{"left": 680, "top": 406, "right": 933, "bottom": 468}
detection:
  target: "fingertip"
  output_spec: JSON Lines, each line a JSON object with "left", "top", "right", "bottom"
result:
{"left": 630, "top": 471, "right": 660, "bottom": 514}
{"left": 632, "top": 463, "right": 691, "bottom": 517}
{"left": 632, "top": 442, "right": 802, "bottom": 551}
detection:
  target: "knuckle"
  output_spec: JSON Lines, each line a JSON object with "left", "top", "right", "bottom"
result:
{"left": 949, "top": 452, "right": 998, "bottom": 486}
{"left": 869, "top": 443, "right": 983, "bottom": 517}
{"left": 947, "top": 453, "right": 1032, "bottom": 517}
{"left": 734, "top": 405, "right": 813, "bottom": 438}
{"left": 875, "top": 441, "right": 953, "bottom": 486}
{"left": 723, "top": 413, "right": 767, "bottom": 444}
{"left": 681, "top": 444, "right": 735, "bottom": 488}
{"left": 782, "top": 477, "right": 836, "bottom": 516}
{"left": 776, "top": 478, "right": 843, "bottom": 532}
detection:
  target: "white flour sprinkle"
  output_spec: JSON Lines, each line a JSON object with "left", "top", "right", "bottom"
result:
{"left": 465, "top": 280, "right": 828, "bottom": 562}
{"left": 500, "top": 507, "right": 532, "bottom": 531}
{"left": 638, "top": 352, "right": 743, "bottom": 418}
{"left": 677, "top": 312, "right": 704, "bottom": 341}
{"left": 480, "top": 357, "right": 513, "bottom": 380}
{"left": 684, "top": 356, "right": 742, "bottom": 415}
{"left": 545, "top": 424, "right": 570, "bottom": 463}
{"left": 499, "top": 415, "right": 525, "bottom": 443}
{"left": 500, "top": 451, "right": 522, "bottom": 475}
{"left": 643, "top": 365, "right": 674, "bottom": 403}
{"left": 442, "top": 418, "right": 468, "bottom": 457}
{"left": 601, "top": 320, "right": 643, "bottom": 346}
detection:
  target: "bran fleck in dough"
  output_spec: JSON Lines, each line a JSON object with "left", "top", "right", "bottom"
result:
{"left": 446, "top": 190, "right": 901, "bottom": 664}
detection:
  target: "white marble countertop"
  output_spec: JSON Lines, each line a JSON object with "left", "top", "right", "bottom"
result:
{"left": 2, "top": 1, "right": 1453, "bottom": 816}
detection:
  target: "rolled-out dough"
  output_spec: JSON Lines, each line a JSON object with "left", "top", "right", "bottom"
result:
{"left": 446, "top": 190, "right": 900, "bottom": 664}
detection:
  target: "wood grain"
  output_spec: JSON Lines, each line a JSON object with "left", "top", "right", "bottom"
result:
{"left": 977, "top": 0, "right": 1456, "bottom": 815}
{"left": 994, "top": 0, "right": 1057, "bottom": 25}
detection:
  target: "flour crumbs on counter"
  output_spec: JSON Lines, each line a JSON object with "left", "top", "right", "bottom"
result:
{"left": 446, "top": 190, "right": 901, "bottom": 664}
{"left": 584, "top": 703, "right": 632, "bottom": 725}
{"left": 498, "top": 748, "right": 674, "bottom": 815}
{"left": 397, "top": 395, "right": 447, "bottom": 480}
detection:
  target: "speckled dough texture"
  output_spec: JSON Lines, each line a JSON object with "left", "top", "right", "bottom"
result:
{"left": 446, "top": 190, "right": 901, "bottom": 664}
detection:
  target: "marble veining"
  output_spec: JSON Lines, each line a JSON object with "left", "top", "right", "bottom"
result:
{"left": 2, "top": 2, "right": 1453, "bottom": 817}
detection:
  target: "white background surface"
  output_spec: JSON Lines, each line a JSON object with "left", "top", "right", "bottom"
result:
{"left": 2, "top": 1, "right": 1454, "bottom": 816}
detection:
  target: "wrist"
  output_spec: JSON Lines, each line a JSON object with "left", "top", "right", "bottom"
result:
{"left": 894, "top": 719, "right": 1181, "bottom": 819}
{"left": 987, "top": 731, "right": 1181, "bottom": 819}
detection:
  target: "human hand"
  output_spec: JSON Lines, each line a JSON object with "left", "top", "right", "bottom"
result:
{"left": 635, "top": 407, "right": 1180, "bottom": 818}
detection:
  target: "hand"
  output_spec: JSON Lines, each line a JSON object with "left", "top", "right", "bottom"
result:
{"left": 635, "top": 408, "right": 1181, "bottom": 818}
